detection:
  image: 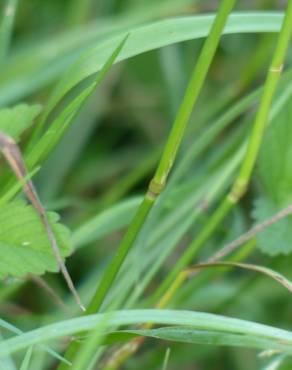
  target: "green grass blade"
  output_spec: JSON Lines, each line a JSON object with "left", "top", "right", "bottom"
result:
{"left": 0, "top": 319, "right": 71, "bottom": 365}
{"left": 26, "top": 35, "right": 128, "bottom": 169}
{"left": 0, "top": 12, "right": 284, "bottom": 106}
{"left": 2, "top": 309, "right": 292, "bottom": 356}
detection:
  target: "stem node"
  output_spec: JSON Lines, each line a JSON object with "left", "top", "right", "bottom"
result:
{"left": 269, "top": 64, "right": 283, "bottom": 73}
{"left": 147, "top": 179, "right": 165, "bottom": 200}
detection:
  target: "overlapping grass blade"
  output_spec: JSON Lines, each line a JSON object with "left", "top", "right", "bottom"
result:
{"left": 1, "top": 309, "right": 292, "bottom": 356}
{"left": 0, "top": 13, "right": 284, "bottom": 106}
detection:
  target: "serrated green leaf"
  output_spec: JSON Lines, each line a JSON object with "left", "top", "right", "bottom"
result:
{"left": 253, "top": 197, "right": 292, "bottom": 256}
{"left": 0, "top": 200, "right": 71, "bottom": 278}
{"left": 0, "top": 104, "right": 41, "bottom": 140}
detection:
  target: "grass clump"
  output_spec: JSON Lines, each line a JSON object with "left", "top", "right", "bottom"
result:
{"left": 0, "top": 1, "right": 292, "bottom": 369}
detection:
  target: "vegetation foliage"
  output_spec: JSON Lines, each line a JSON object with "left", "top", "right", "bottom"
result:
{"left": 0, "top": 1, "right": 292, "bottom": 369}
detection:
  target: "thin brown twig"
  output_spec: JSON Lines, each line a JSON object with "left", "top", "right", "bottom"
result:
{"left": 187, "top": 261, "right": 292, "bottom": 293}
{"left": 210, "top": 203, "right": 292, "bottom": 262}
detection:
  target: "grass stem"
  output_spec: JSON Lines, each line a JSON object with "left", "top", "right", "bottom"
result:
{"left": 153, "top": 0, "right": 292, "bottom": 303}
{"left": 59, "top": 0, "right": 236, "bottom": 367}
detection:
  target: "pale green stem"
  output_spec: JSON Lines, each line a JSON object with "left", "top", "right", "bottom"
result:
{"left": 154, "top": 0, "right": 292, "bottom": 302}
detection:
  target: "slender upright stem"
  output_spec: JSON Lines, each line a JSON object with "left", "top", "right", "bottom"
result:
{"left": 153, "top": 0, "right": 237, "bottom": 186}
{"left": 87, "top": 196, "right": 154, "bottom": 314}
{"left": 58, "top": 0, "right": 236, "bottom": 368}
{"left": 0, "top": 0, "right": 18, "bottom": 63}
{"left": 153, "top": 0, "right": 292, "bottom": 301}
{"left": 86, "top": 0, "right": 236, "bottom": 316}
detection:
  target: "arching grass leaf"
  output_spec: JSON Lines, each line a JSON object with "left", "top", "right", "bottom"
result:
{"left": 0, "top": 13, "right": 284, "bottom": 106}
{"left": 2, "top": 309, "right": 292, "bottom": 356}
